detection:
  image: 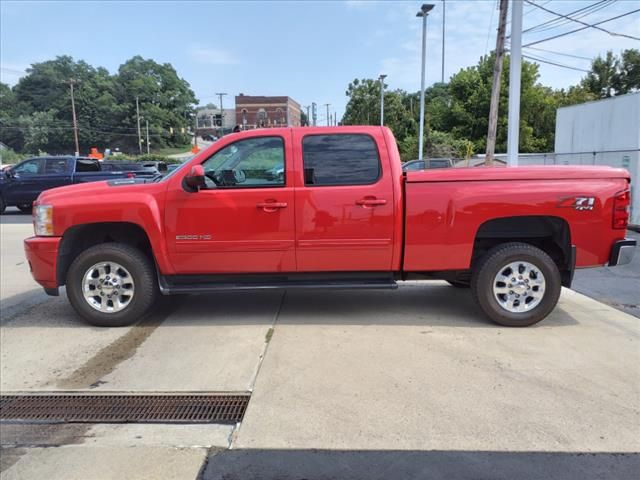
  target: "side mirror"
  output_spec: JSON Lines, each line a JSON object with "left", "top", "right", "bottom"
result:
{"left": 184, "top": 164, "right": 206, "bottom": 191}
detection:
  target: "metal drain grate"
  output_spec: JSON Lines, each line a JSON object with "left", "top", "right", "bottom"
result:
{"left": 0, "top": 394, "right": 250, "bottom": 424}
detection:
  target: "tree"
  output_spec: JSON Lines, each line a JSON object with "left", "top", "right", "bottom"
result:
{"left": 616, "top": 48, "right": 640, "bottom": 94}
{"left": 582, "top": 51, "right": 619, "bottom": 98}
{"left": 1, "top": 55, "right": 197, "bottom": 154}
{"left": 581, "top": 49, "right": 640, "bottom": 98}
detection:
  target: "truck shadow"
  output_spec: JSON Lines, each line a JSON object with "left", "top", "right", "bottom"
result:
{"left": 0, "top": 283, "right": 578, "bottom": 328}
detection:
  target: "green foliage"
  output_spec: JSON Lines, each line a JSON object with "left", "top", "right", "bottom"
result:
{"left": 106, "top": 153, "right": 180, "bottom": 164}
{"left": 0, "top": 55, "right": 197, "bottom": 154}
{"left": 0, "top": 147, "right": 27, "bottom": 164}
{"left": 581, "top": 49, "right": 640, "bottom": 98}
{"left": 343, "top": 49, "right": 634, "bottom": 156}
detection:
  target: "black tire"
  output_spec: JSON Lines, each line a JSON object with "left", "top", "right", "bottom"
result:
{"left": 471, "top": 242, "right": 561, "bottom": 327}
{"left": 17, "top": 203, "right": 32, "bottom": 213}
{"left": 446, "top": 280, "right": 470, "bottom": 288}
{"left": 0, "top": 196, "right": 5, "bottom": 214}
{"left": 66, "top": 243, "right": 158, "bottom": 327}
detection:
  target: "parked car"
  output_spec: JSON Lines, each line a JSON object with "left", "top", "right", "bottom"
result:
{"left": 0, "top": 156, "right": 140, "bottom": 213}
{"left": 402, "top": 158, "right": 454, "bottom": 171}
{"left": 24, "top": 126, "right": 635, "bottom": 328}
{"left": 141, "top": 161, "right": 168, "bottom": 173}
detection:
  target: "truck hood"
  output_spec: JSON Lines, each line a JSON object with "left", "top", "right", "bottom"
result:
{"left": 406, "top": 165, "right": 631, "bottom": 183}
{"left": 36, "top": 178, "right": 160, "bottom": 205}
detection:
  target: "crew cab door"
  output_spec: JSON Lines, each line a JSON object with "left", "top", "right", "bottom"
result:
{"left": 292, "top": 130, "right": 395, "bottom": 271}
{"left": 164, "top": 133, "right": 296, "bottom": 273}
{"left": 4, "top": 157, "right": 56, "bottom": 204}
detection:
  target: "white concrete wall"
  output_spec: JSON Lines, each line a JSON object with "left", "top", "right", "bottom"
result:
{"left": 555, "top": 93, "right": 640, "bottom": 226}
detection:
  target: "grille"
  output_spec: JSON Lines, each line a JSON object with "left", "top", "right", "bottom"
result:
{"left": 0, "top": 394, "right": 250, "bottom": 424}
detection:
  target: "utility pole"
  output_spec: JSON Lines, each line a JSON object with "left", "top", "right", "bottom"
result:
{"left": 507, "top": 0, "right": 523, "bottom": 167}
{"left": 136, "top": 96, "right": 142, "bottom": 154}
{"left": 68, "top": 80, "right": 80, "bottom": 156}
{"left": 145, "top": 119, "right": 150, "bottom": 154}
{"left": 379, "top": 74, "right": 387, "bottom": 126}
{"left": 441, "top": 0, "right": 446, "bottom": 83}
{"left": 215, "top": 93, "right": 227, "bottom": 135}
{"left": 324, "top": 103, "right": 330, "bottom": 126}
{"left": 485, "top": 0, "right": 509, "bottom": 166}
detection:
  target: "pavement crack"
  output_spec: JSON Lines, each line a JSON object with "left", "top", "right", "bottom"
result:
{"left": 230, "top": 291, "right": 286, "bottom": 449}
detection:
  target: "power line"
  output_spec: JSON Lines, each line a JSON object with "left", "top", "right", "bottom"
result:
{"left": 523, "top": 8, "right": 640, "bottom": 47}
{"left": 522, "top": 0, "right": 612, "bottom": 34}
{"left": 523, "top": 45, "right": 593, "bottom": 61}
{"left": 524, "top": 0, "right": 639, "bottom": 40}
{"left": 522, "top": 53, "right": 591, "bottom": 72}
{"left": 484, "top": 0, "right": 497, "bottom": 56}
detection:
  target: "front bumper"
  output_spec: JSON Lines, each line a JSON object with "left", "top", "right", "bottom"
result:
{"left": 24, "top": 236, "right": 61, "bottom": 294}
{"left": 609, "top": 238, "right": 636, "bottom": 267}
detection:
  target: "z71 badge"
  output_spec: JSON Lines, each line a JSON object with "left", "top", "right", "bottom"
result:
{"left": 557, "top": 196, "right": 595, "bottom": 211}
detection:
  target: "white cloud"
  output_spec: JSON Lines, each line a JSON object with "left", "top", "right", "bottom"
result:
{"left": 188, "top": 45, "right": 239, "bottom": 65}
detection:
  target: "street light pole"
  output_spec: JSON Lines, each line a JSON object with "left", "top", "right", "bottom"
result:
{"left": 379, "top": 74, "right": 387, "bottom": 126}
{"left": 441, "top": 0, "right": 446, "bottom": 83}
{"left": 324, "top": 103, "right": 330, "bottom": 126}
{"left": 417, "top": 4, "right": 435, "bottom": 161}
{"left": 506, "top": 0, "right": 523, "bottom": 167}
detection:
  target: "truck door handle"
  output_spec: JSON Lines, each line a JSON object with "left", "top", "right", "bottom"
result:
{"left": 257, "top": 201, "right": 288, "bottom": 212}
{"left": 356, "top": 198, "right": 387, "bottom": 207}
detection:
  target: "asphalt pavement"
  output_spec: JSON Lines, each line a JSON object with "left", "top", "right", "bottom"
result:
{"left": 572, "top": 229, "right": 640, "bottom": 318}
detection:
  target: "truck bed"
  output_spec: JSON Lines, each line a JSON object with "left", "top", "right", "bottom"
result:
{"left": 405, "top": 165, "right": 630, "bottom": 183}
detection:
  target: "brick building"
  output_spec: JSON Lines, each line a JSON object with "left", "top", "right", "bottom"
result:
{"left": 235, "top": 94, "right": 302, "bottom": 129}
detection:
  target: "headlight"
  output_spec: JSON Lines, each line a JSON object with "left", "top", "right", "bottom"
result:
{"left": 34, "top": 205, "right": 54, "bottom": 236}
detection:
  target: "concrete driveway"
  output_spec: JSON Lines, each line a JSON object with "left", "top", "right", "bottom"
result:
{"left": 1, "top": 211, "right": 639, "bottom": 479}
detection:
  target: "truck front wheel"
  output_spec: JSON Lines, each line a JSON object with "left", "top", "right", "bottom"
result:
{"left": 471, "top": 242, "right": 561, "bottom": 327}
{"left": 66, "top": 243, "right": 158, "bottom": 327}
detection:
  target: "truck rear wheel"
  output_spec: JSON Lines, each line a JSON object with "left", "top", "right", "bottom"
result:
{"left": 66, "top": 243, "right": 158, "bottom": 327}
{"left": 471, "top": 242, "right": 561, "bottom": 327}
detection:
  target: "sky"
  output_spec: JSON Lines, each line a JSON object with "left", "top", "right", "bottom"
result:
{"left": 1, "top": 0, "right": 639, "bottom": 123}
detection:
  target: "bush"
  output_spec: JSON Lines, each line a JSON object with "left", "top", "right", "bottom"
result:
{"left": 105, "top": 153, "right": 181, "bottom": 164}
{"left": 0, "top": 148, "right": 29, "bottom": 164}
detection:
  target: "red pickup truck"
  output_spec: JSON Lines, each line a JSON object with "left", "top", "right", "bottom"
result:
{"left": 24, "top": 126, "right": 635, "bottom": 327}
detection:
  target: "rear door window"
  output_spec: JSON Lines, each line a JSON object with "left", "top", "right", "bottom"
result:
{"left": 302, "top": 134, "right": 380, "bottom": 186}
{"left": 45, "top": 158, "right": 70, "bottom": 174}
{"left": 75, "top": 159, "right": 101, "bottom": 172}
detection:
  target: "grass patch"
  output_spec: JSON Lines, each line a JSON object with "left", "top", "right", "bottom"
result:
{"left": 151, "top": 144, "right": 192, "bottom": 156}
{"left": 265, "top": 328, "right": 274, "bottom": 343}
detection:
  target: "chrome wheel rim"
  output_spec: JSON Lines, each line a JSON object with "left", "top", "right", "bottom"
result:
{"left": 82, "top": 262, "right": 135, "bottom": 313}
{"left": 493, "top": 261, "right": 545, "bottom": 313}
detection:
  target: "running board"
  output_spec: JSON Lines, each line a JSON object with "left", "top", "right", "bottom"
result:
{"left": 158, "top": 272, "right": 398, "bottom": 295}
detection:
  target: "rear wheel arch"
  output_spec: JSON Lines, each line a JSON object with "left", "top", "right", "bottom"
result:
{"left": 471, "top": 215, "right": 573, "bottom": 286}
{"left": 57, "top": 222, "right": 157, "bottom": 286}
